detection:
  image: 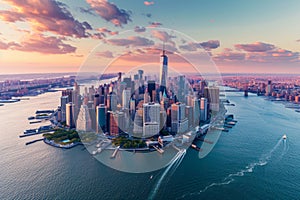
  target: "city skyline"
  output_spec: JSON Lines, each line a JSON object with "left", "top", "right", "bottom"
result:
{"left": 0, "top": 0, "right": 299, "bottom": 74}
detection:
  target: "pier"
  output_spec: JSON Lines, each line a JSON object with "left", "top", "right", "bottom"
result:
{"left": 153, "top": 146, "right": 164, "bottom": 154}
{"left": 111, "top": 146, "right": 120, "bottom": 158}
{"left": 25, "top": 138, "right": 43, "bottom": 145}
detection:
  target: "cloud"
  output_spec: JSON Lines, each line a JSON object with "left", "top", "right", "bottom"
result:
{"left": 86, "top": 0, "right": 131, "bottom": 27}
{"left": 151, "top": 30, "right": 175, "bottom": 42}
{"left": 235, "top": 42, "right": 275, "bottom": 52}
{"left": 214, "top": 50, "right": 246, "bottom": 62}
{"left": 148, "top": 22, "right": 162, "bottom": 28}
{"left": 134, "top": 26, "right": 146, "bottom": 33}
{"left": 0, "top": 41, "right": 10, "bottom": 50}
{"left": 296, "top": 39, "right": 300, "bottom": 42}
{"left": 199, "top": 40, "right": 220, "bottom": 50}
{"left": 144, "top": 1, "right": 154, "bottom": 6}
{"left": 96, "top": 50, "right": 114, "bottom": 58}
{"left": 107, "top": 36, "right": 154, "bottom": 47}
{"left": 0, "top": 0, "right": 92, "bottom": 38}
{"left": 179, "top": 40, "right": 220, "bottom": 51}
{"left": 96, "top": 27, "right": 119, "bottom": 36}
{"left": 214, "top": 44, "right": 299, "bottom": 63}
{"left": 79, "top": 7, "right": 96, "bottom": 16}
{"left": 11, "top": 34, "right": 76, "bottom": 54}
{"left": 179, "top": 42, "right": 199, "bottom": 52}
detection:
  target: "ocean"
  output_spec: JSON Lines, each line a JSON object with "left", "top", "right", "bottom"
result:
{"left": 0, "top": 90, "right": 299, "bottom": 200}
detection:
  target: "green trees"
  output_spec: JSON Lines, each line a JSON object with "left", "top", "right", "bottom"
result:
{"left": 43, "top": 129, "right": 80, "bottom": 144}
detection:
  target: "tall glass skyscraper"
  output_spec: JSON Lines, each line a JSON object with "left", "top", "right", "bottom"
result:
{"left": 159, "top": 49, "right": 168, "bottom": 94}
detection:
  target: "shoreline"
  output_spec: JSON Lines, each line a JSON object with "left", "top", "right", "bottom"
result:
{"left": 43, "top": 138, "right": 83, "bottom": 149}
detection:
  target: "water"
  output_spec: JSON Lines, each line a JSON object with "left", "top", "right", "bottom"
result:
{"left": 1, "top": 91, "right": 300, "bottom": 199}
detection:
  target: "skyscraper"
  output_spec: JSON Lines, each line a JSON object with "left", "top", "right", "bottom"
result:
{"left": 60, "top": 95, "right": 69, "bottom": 123}
{"left": 76, "top": 104, "right": 92, "bottom": 132}
{"left": 171, "top": 102, "right": 188, "bottom": 133}
{"left": 265, "top": 80, "right": 272, "bottom": 96}
{"left": 204, "top": 86, "right": 220, "bottom": 112}
{"left": 122, "top": 89, "right": 131, "bottom": 109}
{"left": 159, "top": 49, "right": 168, "bottom": 93}
{"left": 200, "top": 97, "right": 208, "bottom": 121}
{"left": 143, "top": 102, "right": 160, "bottom": 138}
{"left": 96, "top": 104, "right": 107, "bottom": 133}
{"left": 193, "top": 98, "right": 200, "bottom": 126}
{"left": 66, "top": 102, "right": 75, "bottom": 128}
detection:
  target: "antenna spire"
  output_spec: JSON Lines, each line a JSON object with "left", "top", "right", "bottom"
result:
{"left": 162, "top": 42, "right": 165, "bottom": 55}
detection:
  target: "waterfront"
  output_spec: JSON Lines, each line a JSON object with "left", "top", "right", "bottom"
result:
{"left": 1, "top": 90, "right": 300, "bottom": 199}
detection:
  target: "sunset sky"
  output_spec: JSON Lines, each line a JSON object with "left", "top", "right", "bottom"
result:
{"left": 0, "top": 0, "right": 299, "bottom": 74}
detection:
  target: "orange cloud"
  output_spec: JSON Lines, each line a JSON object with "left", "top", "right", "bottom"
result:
{"left": 144, "top": 1, "right": 154, "bottom": 6}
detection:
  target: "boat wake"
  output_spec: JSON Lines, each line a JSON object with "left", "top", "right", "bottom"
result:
{"left": 179, "top": 137, "right": 286, "bottom": 199}
{"left": 148, "top": 149, "right": 186, "bottom": 200}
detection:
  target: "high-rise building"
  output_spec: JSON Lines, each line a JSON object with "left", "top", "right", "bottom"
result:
{"left": 143, "top": 103, "right": 160, "bottom": 123}
{"left": 159, "top": 49, "right": 168, "bottom": 93}
{"left": 193, "top": 98, "right": 200, "bottom": 126}
{"left": 107, "top": 92, "right": 117, "bottom": 111}
{"left": 177, "top": 75, "right": 185, "bottom": 102}
{"left": 147, "top": 80, "right": 156, "bottom": 102}
{"left": 60, "top": 96, "right": 69, "bottom": 122}
{"left": 171, "top": 102, "right": 188, "bottom": 133}
{"left": 96, "top": 104, "right": 107, "bottom": 133}
{"left": 200, "top": 97, "right": 208, "bottom": 121}
{"left": 66, "top": 103, "right": 75, "bottom": 128}
{"left": 94, "top": 94, "right": 100, "bottom": 109}
{"left": 76, "top": 104, "right": 92, "bottom": 132}
{"left": 143, "top": 102, "right": 160, "bottom": 138}
{"left": 122, "top": 89, "right": 131, "bottom": 109}
{"left": 108, "top": 111, "right": 125, "bottom": 136}
{"left": 265, "top": 80, "right": 272, "bottom": 96}
{"left": 185, "top": 106, "right": 193, "bottom": 128}
{"left": 204, "top": 86, "right": 220, "bottom": 112}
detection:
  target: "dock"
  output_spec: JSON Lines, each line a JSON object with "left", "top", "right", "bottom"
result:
{"left": 153, "top": 146, "right": 164, "bottom": 154}
{"left": 111, "top": 146, "right": 120, "bottom": 158}
{"left": 25, "top": 138, "right": 43, "bottom": 145}
{"left": 19, "top": 130, "right": 54, "bottom": 138}
{"left": 198, "top": 138, "right": 214, "bottom": 144}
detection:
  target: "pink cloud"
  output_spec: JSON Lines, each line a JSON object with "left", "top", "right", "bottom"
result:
{"left": 11, "top": 34, "right": 76, "bottom": 54}
{"left": 148, "top": 22, "right": 162, "bottom": 28}
{"left": 106, "top": 36, "right": 154, "bottom": 47}
{"left": 86, "top": 0, "right": 131, "bottom": 27}
{"left": 96, "top": 27, "right": 119, "bottom": 36}
{"left": 214, "top": 51, "right": 246, "bottom": 62}
{"left": 235, "top": 42, "right": 275, "bottom": 52}
{"left": 144, "top": 1, "right": 154, "bottom": 6}
{"left": 151, "top": 30, "right": 175, "bottom": 43}
{"left": 214, "top": 43, "right": 299, "bottom": 64}
{"left": 0, "top": 0, "right": 92, "bottom": 38}
{"left": 96, "top": 50, "right": 114, "bottom": 58}
{"left": 179, "top": 40, "right": 220, "bottom": 52}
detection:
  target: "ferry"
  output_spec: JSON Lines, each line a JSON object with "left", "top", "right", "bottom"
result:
{"left": 24, "top": 129, "right": 37, "bottom": 134}
{"left": 283, "top": 134, "right": 287, "bottom": 140}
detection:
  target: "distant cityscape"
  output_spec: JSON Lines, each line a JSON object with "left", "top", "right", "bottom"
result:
{"left": 54, "top": 50, "right": 222, "bottom": 153}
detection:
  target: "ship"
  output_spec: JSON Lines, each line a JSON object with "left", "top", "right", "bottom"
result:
{"left": 282, "top": 134, "right": 287, "bottom": 140}
{"left": 24, "top": 129, "right": 37, "bottom": 134}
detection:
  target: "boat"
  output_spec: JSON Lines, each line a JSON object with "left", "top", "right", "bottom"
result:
{"left": 150, "top": 175, "right": 153, "bottom": 179}
{"left": 283, "top": 134, "right": 287, "bottom": 140}
{"left": 23, "top": 129, "right": 37, "bottom": 134}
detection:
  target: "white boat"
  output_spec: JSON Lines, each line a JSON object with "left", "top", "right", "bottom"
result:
{"left": 283, "top": 134, "right": 287, "bottom": 140}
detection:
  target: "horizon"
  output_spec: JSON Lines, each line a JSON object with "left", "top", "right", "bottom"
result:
{"left": 0, "top": 0, "right": 299, "bottom": 74}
